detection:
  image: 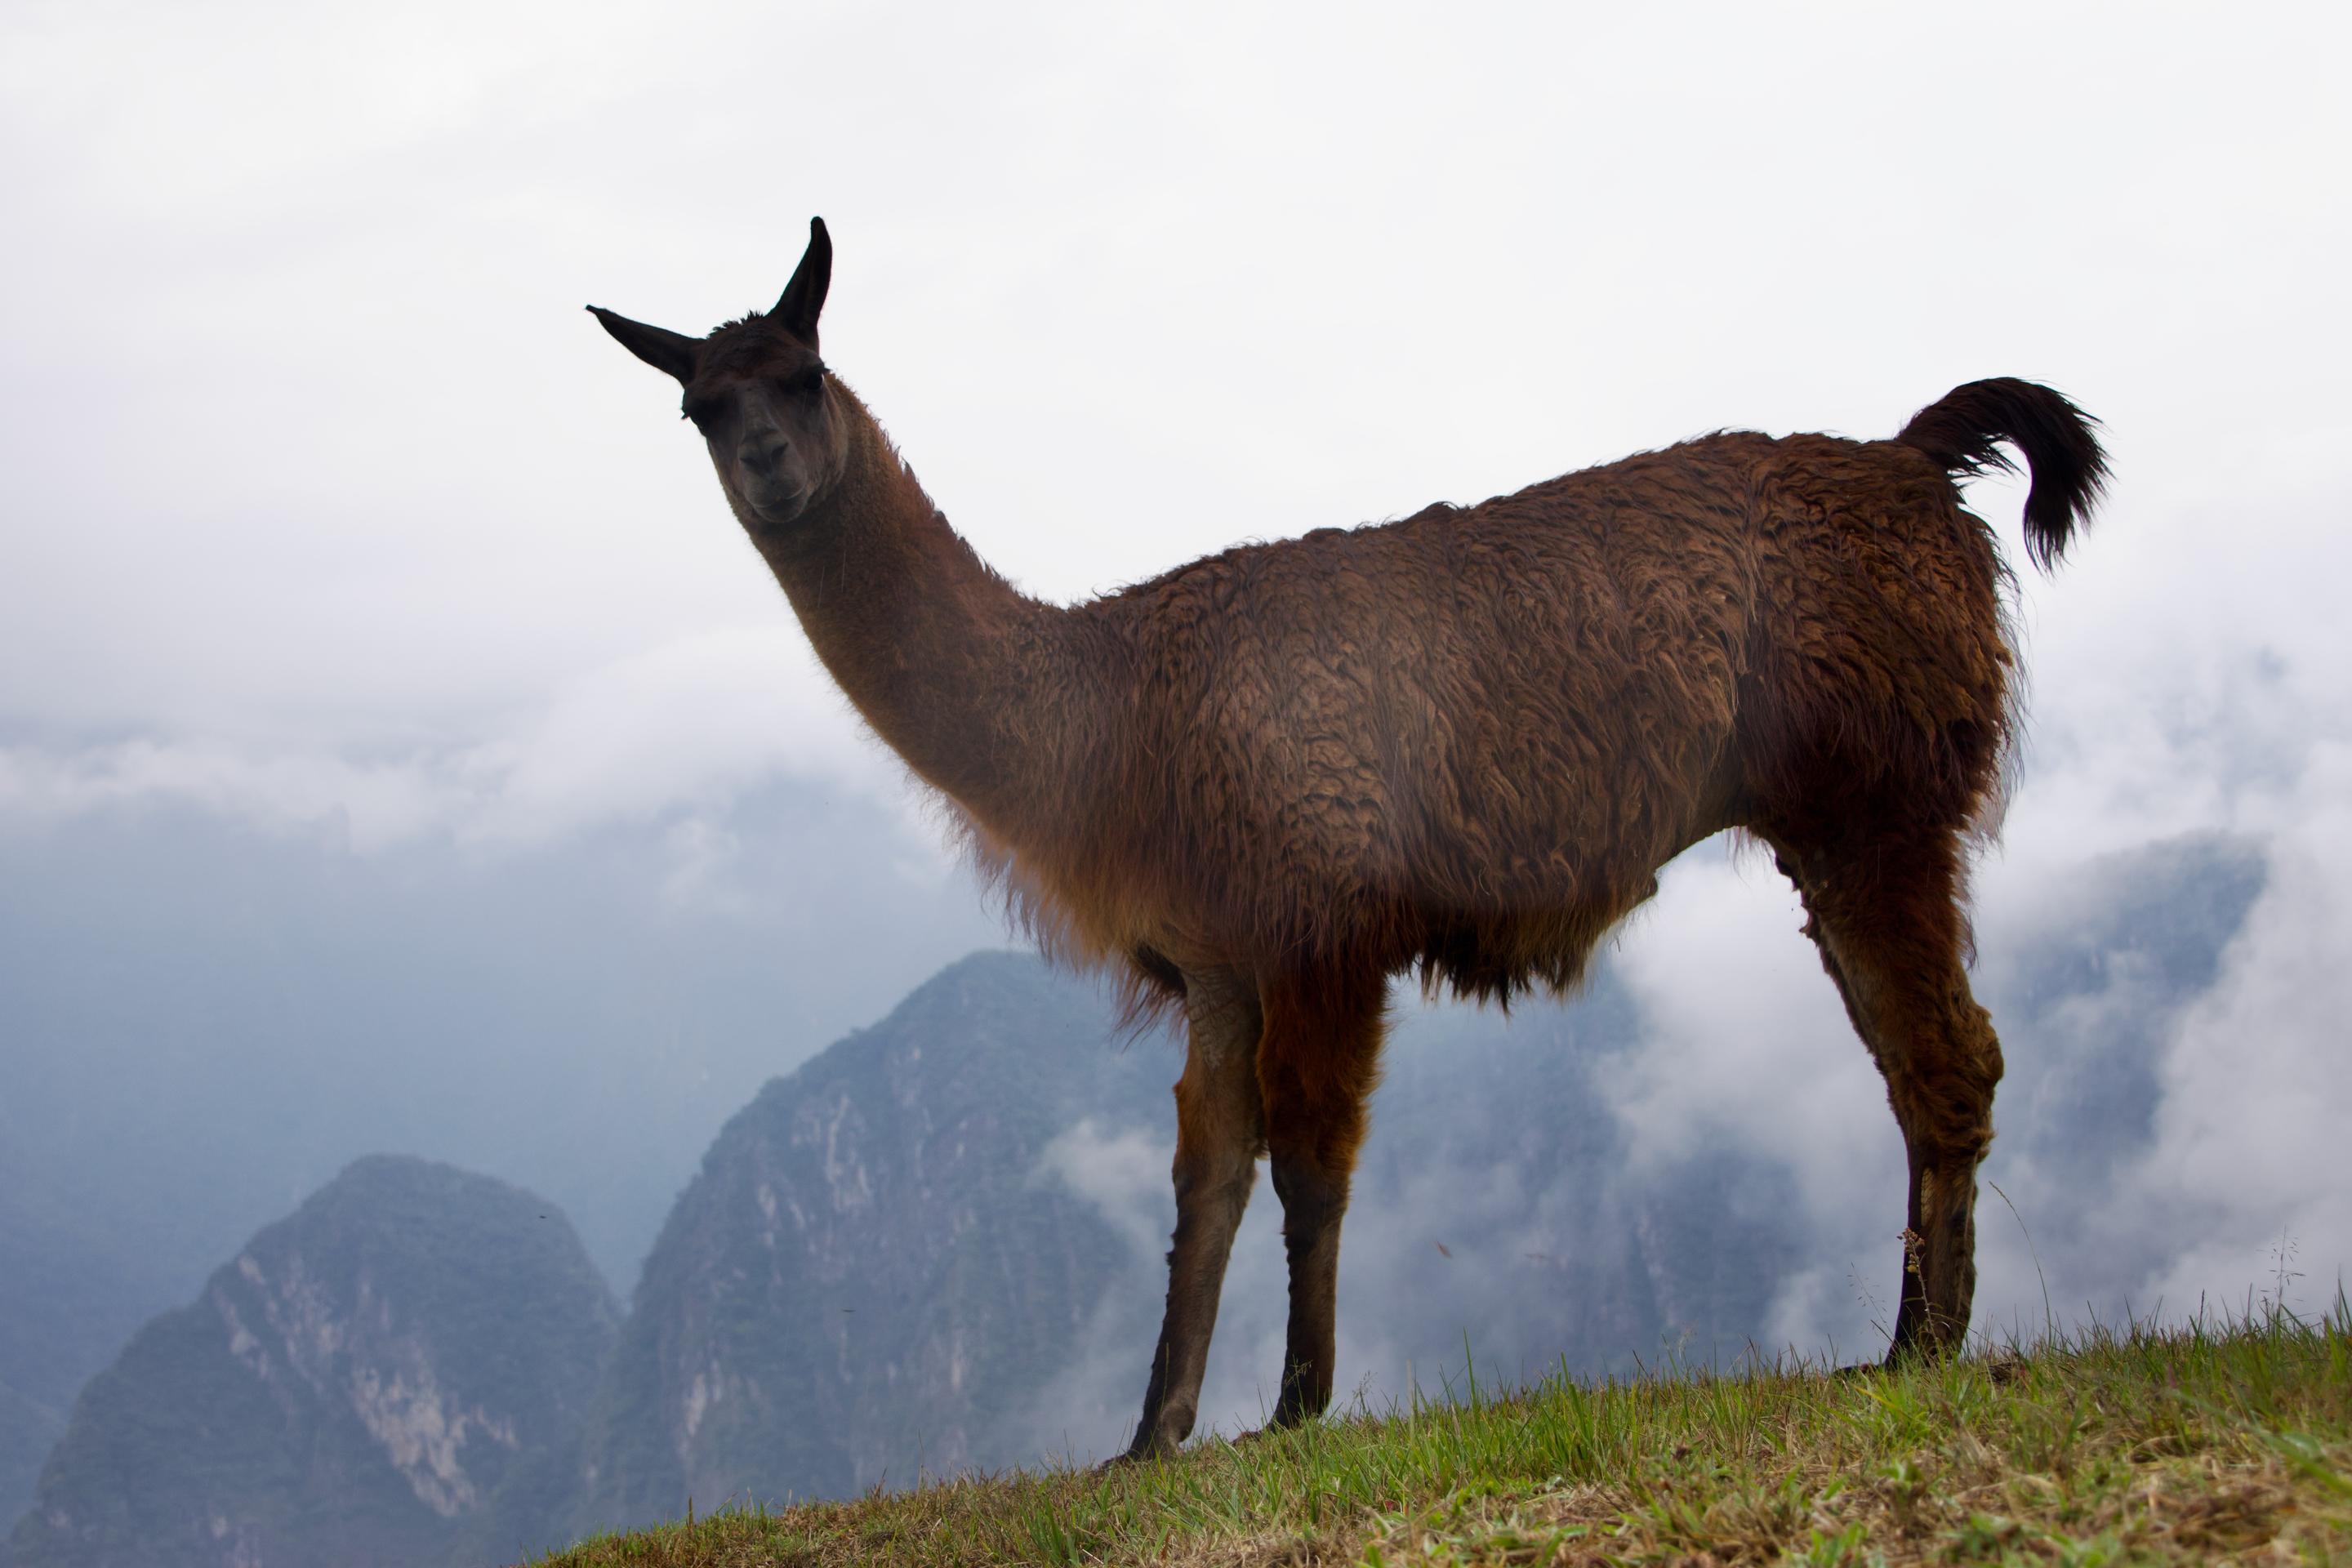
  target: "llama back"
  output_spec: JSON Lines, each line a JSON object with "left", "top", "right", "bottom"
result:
{"left": 1078, "top": 423, "right": 2040, "bottom": 989}
{"left": 1084, "top": 438, "right": 1776, "bottom": 981}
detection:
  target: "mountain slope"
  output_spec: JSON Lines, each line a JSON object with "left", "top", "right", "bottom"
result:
{"left": 6, "top": 1156, "right": 617, "bottom": 1568}
{"left": 577, "top": 952, "right": 1169, "bottom": 1525}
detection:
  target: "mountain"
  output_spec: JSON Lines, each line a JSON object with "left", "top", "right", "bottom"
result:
{"left": 5, "top": 1157, "right": 617, "bottom": 1568}
{"left": 575, "top": 952, "right": 1171, "bottom": 1524}
{"left": 2, "top": 829, "right": 2274, "bottom": 1559}
{"left": 0, "top": 781, "right": 998, "bottom": 1527}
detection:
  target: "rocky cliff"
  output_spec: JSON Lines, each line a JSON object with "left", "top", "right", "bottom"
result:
{"left": 576, "top": 951, "right": 1169, "bottom": 1525}
{"left": 6, "top": 1156, "right": 616, "bottom": 1568}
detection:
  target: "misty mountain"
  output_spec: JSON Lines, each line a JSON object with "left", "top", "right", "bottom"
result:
{"left": 1351, "top": 981, "right": 1803, "bottom": 1379}
{"left": 5, "top": 1157, "right": 616, "bottom": 1568}
{"left": 0, "top": 782, "right": 999, "bottom": 1294}
{"left": 0, "top": 826, "right": 2275, "bottom": 1561}
{"left": 575, "top": 953, "right": 1170, "bottom": 1522}
{"left": 1974, "top": 830, "right": 2271, "bottom": 1308}
{"left": 0, "top": 779, "right": 999, "bottom": 1522}
{"left": 1996, "top": 829, "right": 2267, "bottom": 1175}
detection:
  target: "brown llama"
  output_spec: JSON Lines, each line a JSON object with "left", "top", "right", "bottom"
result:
{"left": 590, "top": 218, "right": 2106, "bottom": 1462}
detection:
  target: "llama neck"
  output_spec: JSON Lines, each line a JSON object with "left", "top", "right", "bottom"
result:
{"left": 755, "top": 395, "right": 1104, "bottom": 831}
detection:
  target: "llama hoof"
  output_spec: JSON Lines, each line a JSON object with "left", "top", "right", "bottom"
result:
{"left": 1101, "top": 1435, "right": 1178, "bottom": 1471}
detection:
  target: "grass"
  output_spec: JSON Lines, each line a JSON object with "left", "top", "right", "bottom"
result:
{"left": 532, "top": 1299, "right": 2351, "bottom": 1566}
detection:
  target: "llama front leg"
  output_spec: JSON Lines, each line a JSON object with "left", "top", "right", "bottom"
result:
{"left": 1121, "top": 969, "right": 1264, "bottom": 1462}
{"left": 1258, "top": 970, "right": 1385, "bottom": 1428}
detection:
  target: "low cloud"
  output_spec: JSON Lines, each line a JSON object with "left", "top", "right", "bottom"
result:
{"left": 0, "top": 738, "right": 466, "bottom": 853}
{"left": 2130, "top": 742, "right": 2352, "bottom": 1318}
{"left": 0, "top": 626, "right": 927, "bottom": 866}
{"left": 1034, "top": 1120, "right": 1171, "bottom": 1262}
{"left": 467, "top": 626, "right": 907, "bottom": 846}
{"left": 1601, "top": 853, "right": 1890, "bottom": 1219}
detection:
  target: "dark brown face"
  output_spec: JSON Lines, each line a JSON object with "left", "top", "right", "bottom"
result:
{"left": 589, "top": 215, "right": 841, "bottom": 540}
{"left": 680, "top": 334, "right": 841, "bottom": 535}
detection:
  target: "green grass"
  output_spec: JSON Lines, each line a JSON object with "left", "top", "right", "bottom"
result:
{"left": 533, "top": 1301, "right": 2352, "bottom": 1566}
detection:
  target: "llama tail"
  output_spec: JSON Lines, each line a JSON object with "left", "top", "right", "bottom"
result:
{"left": 1896, "top": 378, "right": 2109, "bottom": 572}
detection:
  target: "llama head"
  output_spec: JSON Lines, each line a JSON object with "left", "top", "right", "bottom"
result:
{"left": 590, "top": 217, "right": 847, "bottom": 539}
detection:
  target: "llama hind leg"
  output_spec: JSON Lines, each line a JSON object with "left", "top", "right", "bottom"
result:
{"left": 1780, "top": 835, "right": 2004, "bottom": 1361}
{"left": 1257, "top": 969, "right": 1385, "bottom": 1428}
{"left": 1121, "top": 968, "right": 1264, "bottom": 1462}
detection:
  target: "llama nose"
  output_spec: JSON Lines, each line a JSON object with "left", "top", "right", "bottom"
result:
{"left": 738, "top": 433, "right": 789, "bottom": 476}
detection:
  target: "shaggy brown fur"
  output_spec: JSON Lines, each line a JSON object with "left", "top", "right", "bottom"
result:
{"left": 590, "top": 219, "right": 2108, "bottom": 1463}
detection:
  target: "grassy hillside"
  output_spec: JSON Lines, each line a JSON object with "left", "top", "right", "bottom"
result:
{"left": 532, "top": 1305, "right": 2349, "bottom": 1566}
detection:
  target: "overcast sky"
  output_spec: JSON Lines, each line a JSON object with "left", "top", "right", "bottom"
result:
{"left": 4, "top": 0, "right": 2350, "bottom": 1356}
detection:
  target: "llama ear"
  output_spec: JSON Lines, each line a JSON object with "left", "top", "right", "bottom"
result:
{"left": 773, "top": 216, "right": 832, "bottom": 347}
{"left": 587, "top": 306, "right": 701, "bottom": 384}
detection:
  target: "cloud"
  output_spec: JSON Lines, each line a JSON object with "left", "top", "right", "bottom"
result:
{"left": 0, "top": 737, "right": 466, "bottom": 854}
{"left": 6, "top": 0, "right": 2347, "bottom": 759}
{"left": 1008, "top": 1120, "right": 1178, "bottom": 1463}
{"left": 1600, "top": 853, "right": 1891, "bottom": 1218}
{"left": 465, "top": 626, "right": 906, "bottom": 845}
{"left": 1034, "top": 1120, "right": 1172, "bottom": 1263}
{"left": 2129, "top": 742, "right": 2352, "bottom": 1317}
{"left": 0, "top": 626, "right": 924, "bottom": 861}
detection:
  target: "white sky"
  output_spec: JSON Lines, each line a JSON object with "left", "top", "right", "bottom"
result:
{"left": 3, "top": 1, "right": 2343, "bottom": 760}
{"left": 4, "top": 0, "right": 2350, "bottom": 1348}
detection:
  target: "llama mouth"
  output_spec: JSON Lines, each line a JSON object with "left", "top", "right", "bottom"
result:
{"left": 746, "top": 489, "right": 813, "bottom": 533}
{"left": 737, "top": 474, "right": 809, "bottom": 516}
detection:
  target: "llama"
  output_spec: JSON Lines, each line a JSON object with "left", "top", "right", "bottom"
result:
{"left": 590, "top": 218, "right": 2106, "bottom": 1462}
